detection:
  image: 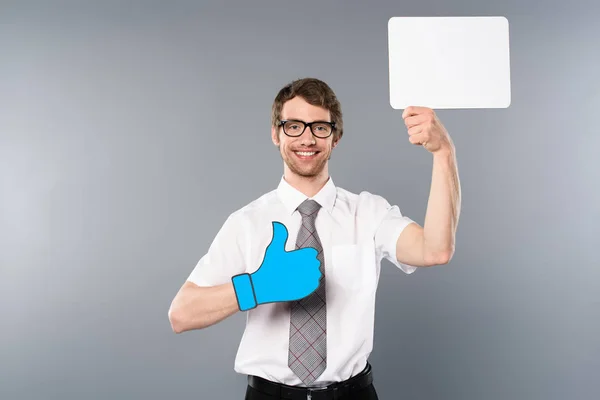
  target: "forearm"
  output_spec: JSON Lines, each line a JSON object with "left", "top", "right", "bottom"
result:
{"left": 168, "top": 281, "right": 239, "bottom": 333}
{"left": 423, "top": 148, "right": 461, "bottom": 263}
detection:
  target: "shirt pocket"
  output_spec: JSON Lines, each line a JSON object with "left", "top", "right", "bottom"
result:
{"left": 329, "top": 243, "right": 377, "bottom": 293}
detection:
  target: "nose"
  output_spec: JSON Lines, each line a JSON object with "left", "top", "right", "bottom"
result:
{"left": 298, "top": 125, "right": 316, "bottom": 146}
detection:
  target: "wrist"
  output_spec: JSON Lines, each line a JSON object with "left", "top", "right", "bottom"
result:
{"left": 432, "top": 146, "right": 455, "bottom": 161}
{"left": 231, "top": 273, "right": 257, "bottom": 311}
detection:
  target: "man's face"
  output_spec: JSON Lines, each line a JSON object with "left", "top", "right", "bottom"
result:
{"left": 271, "top": 96, "right": 339, "bottom": 178}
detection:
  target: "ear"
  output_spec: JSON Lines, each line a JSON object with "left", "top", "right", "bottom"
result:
{"left": 332, "top": 137, "right": 340, "bottom": 148}
{"left": 271, "top": 126, "right": 280, "bottom": 146}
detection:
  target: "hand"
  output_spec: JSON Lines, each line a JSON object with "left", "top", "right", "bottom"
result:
{"left": 231, "top": 221, "right": 322, "bottom": 311}
{"left": 402, "top": 106, "right": 454, "bottom": 155}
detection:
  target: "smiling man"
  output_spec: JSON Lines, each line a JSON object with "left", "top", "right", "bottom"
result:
{"left": 168, "top": 78, "right": 462, "bottom": 400}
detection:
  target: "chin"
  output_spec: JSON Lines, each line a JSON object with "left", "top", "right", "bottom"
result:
{"left": 282, "top": 150, "right": 329, "bottom": 177}
{"left": 290, "top": 164, "right": 325, "bottom": 178}
{"left": 297, "top": 170, "right": 320, "bottom": 178}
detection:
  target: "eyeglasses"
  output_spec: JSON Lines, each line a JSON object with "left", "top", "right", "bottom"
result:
{"left": 278, "top": 119, "right": 336, "bottom": 138}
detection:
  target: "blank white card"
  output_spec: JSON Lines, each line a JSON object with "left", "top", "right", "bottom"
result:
{"left": 388, "top": 16, "right": 511, "bottom": 109}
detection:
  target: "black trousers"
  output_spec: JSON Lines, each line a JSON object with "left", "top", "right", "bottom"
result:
{"left": 245, "top": 383, "right": 379, "bottom": 400}
{"left": 244, "top": 364, "right": 379, "bottom": 400}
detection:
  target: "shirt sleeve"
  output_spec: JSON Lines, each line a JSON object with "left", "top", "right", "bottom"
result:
{"left": 186, "top": 213, "right": 248, "bottom": 287}
{"left": 371, "top": 194, "right": 418, "bottom": 275}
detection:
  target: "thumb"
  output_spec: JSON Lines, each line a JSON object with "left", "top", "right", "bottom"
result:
{"left": 265, "top": 221, "right": 289, "bottom": 255}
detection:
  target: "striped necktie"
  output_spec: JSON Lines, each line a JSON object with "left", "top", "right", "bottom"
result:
{"left": 287, "top": 199, "right": 327, "bottom": 385}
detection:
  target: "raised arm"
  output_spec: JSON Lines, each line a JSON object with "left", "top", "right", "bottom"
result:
{"left": 396, "top": 106, "right": 461, "bottom": 267}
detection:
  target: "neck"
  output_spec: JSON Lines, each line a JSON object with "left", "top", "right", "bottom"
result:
{"left": 283, "top": 168, "right": 329, "bottom": 198}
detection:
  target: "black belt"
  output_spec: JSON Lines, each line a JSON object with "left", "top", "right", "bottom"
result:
{"left": 247, "top": 363, "right": 373, "bottom": 400}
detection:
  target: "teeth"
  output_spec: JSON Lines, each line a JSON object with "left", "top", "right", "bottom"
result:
{"left": 296, "top": 152, "right": 316, "bottom": 156}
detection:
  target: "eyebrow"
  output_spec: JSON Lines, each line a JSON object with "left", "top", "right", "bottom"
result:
{"left": 283, "top": 118, "right": 332, "bottom": 123}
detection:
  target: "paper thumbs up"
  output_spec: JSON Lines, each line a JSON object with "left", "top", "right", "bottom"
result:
{"left": 232, "top": 221, "right": 323, "bottom": 311}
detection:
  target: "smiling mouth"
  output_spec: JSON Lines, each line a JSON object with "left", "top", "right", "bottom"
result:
{"left": 294, "top": 151, "right": 318, "bottom": 157}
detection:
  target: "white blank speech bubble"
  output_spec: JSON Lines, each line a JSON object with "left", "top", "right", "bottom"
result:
{"left": 388, "top": 16, "right": 511, "bottom": 109}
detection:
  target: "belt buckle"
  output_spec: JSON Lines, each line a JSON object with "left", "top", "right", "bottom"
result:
{"left": 306, "top": 385, "right": 328, "bottom": 399}
{"left": 307, "top": 388, "right": 314, "bottom": 400}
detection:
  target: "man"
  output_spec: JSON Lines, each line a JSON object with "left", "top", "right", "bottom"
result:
{"left": 168, "top": 78, "right": 461, "bottom": 399}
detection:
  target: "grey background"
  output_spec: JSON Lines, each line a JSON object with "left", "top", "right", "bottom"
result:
{"left": 1, "top": 1, "right": 598, "bottom": 399}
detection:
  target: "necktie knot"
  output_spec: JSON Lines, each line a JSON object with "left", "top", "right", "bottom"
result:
{"left": 297, "top": 199, "right": 321, "bottom": 219}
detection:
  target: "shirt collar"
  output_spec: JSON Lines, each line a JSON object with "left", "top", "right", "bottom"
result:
{"left": 276, "top": 175, "right": 337, "bottom": 215}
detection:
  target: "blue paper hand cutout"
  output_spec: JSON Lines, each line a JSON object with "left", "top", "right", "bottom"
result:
{"left": 231, "top": 221, "right": 322, "bottom": 311}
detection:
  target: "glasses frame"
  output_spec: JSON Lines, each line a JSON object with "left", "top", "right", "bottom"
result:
{"left": 278, "top": 119, "right": 336, "bottom": 138}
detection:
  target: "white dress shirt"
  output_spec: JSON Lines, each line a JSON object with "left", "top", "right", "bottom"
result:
{"left": 186, "top": 176, "right": 417, "bottom": 386}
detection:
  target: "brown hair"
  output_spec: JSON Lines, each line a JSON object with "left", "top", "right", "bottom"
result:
{"left": 271, "top": 78, "right": 343, "bottom": 141}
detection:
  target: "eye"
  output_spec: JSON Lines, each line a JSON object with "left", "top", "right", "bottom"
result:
{"left": 284, "top": 121, "right": 303, "bottom": 131}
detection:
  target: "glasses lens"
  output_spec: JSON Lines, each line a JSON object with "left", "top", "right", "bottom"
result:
{"left": 311, "top": 122, "right": 332, "bottom": 137}
{"left": 283, "top": 121, "right": 305, "bottom": 136}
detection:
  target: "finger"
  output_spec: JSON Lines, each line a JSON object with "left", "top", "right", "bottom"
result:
{"left": 402, "top": 106, "right": 432, "bottom": 119}
{"left": 407, "top": 125, "right": 422, "bottom": 136}
{"left": 404, "top": 114, "right": 428, "bottom": 129}
{"left": 300, "top": 246, "right": 318, "bottom": 259}
{"left": 266, "top": 221, "right": 289, "bottom": 253}
{"left": 408, "top": 132, "right": 427, "bottom": 145}
{"left": 402, "top": 106, "right": 417, "bottom": 119}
